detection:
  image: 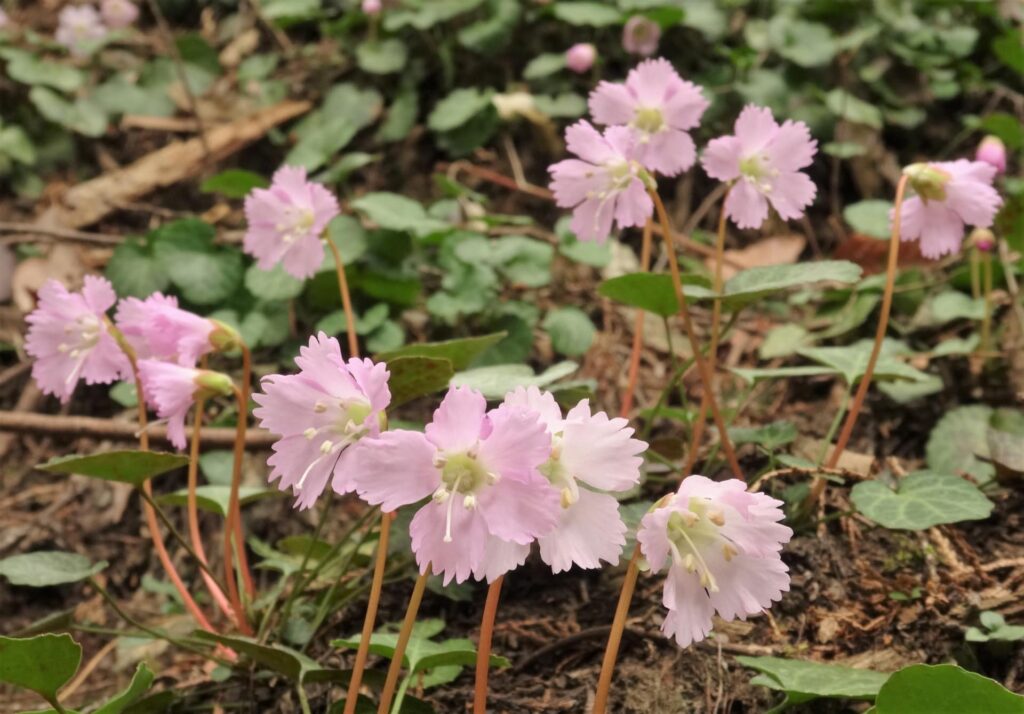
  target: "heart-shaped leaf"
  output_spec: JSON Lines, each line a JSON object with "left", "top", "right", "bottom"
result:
{"left": 926, "top": 406, "right": 995, "bottom": 484}
{"left": 873, "top": 664, "right": 1024, "bottom": 713}
{"left": 851, "top": 471, "right": 993, "bottom": 530}
{"left": 0, "top": 551, "right": 106, "bottom": 587}
{"left": 0, "top": 634, "right": 81, "bottom": 705}
{"left": 38, "top": 451, "right": 188, "bottom": 487}
{"left": 377, "top": 332, "right": 506, "bottom": 371}
{"left": 738, "top": 655, "right": 887, "bottom": 703}
{"left": 383, "top": 356, "right": 455, "bottom": 408}
{"left": 193, "top": 632, "right": 347, "bottom": 685}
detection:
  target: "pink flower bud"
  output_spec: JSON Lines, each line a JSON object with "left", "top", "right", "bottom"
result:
{"left": 362, "top": 0, "right": 382, "bottom": 15}
{"left": 622, "top": 15, "right": 660, "bottom": 57}
{"left": 101, "top": 0, "right": 139, "bottom": 29}
{"left": 975, "top": 135, "right": 1006, "bottom": 174}
{"left": 970, "top": 227, "right": 995, "bottom": 253}
{"left": 565, "top": 43, "right": 596, "bottom": 73}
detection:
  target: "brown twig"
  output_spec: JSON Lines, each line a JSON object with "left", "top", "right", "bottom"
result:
{"left": 0, "top": 223, "right": 123, "bottom": 246}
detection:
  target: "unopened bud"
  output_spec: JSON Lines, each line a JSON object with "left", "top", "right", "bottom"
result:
{"left": 194, "top": 370, "right": 234, "bottom": 399}
{"left": 975, "top": 135, "right": 1006, "bottom": 174}
{"left": 903, "top": 163, "right": 950, "bottom": 202}
{"left": 565, "top": 43, "right": 596, "bottom": 74}
{"left": 209, "top": 319, "right": 243, "bottom": 352}
{"left": 969, "top": 227, "right": 995, "bottom": 253}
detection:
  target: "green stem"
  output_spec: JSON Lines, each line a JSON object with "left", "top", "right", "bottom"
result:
{"left": 816, "top": 385, "right": 852, "bottom": 466}
{"left": 296, "top": 682, "right": 313, "bottom": 714}
{"left": 981, "top": 251, "right": 993, "bottom": 355}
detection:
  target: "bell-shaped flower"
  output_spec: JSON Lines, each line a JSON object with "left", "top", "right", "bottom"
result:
{"left": 702, "top": 105, "right": 817, "bottom": 229}
{"left": 55, "top": 5, "right": 107, "bottom": 57}
{"left": 622, "top": 15, "right": 660, "bottom": 57}
{"left": 350, "top": 386, "right": 560, "bottom": 585}
{"left": 243, "top": 166, "right": 340, "bottom": 280}
{"left": 138, "top": 361, "right": 234, "bottom": 450}
{"left": 115, "top": 293, "right": 240, "bottom": 366}
{"left": 101, "top": 0, "right": 138, "bottom": 29}
{"left": 589, "top": 59, "right": 708, "bottom": 177}
{"left": 549, "top": 121, "right": 653, "bottom": 243}
{"left": 252, "top": 333, "right": 390, "bottom": 510}
{"left": 501, "top": 387, "right": 647, "bottom": 573}
{"left": 637, "top": 476, "right": 792, "bottom": 648}
{"left": 25, "top": 277, "right": 131, "bottom": 404}
{"left": 894, "top": 161, "right": 1002, "bottom": 260}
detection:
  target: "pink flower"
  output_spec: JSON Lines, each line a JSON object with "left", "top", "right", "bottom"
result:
{"left": 0, "top": 9, "right": 10, "bottom": 28}
{"left": 622, "top": 15, "right": 660, "bottom": 57}
{"left": 500, "top": 387, "right": 647, "bottom": 573}
{"left": 549, "top": 121, "right": 653, "bottom": 243}
{"left": 362, "top": 0, "right": 382, "bottom": 14}
{"left": 590, "top": 58, "right": 708, "bottom": 177}
{"left": 565, "top": 43, "right": 596, "bottom": 74}
{"left": 975, "top": 136, "right": 1006, "bottom": 174}
{"left": 115, "top": 293, "right": 230, "bottom": 366}
{"left": 349, "top": 386, "right": 560, "bottom": 585}
{"left": 894, "top": 161, "right": 1002, "bottom": 260}
{"left": 702, "top": 105, "right": 818, "bottom": 229}
{"left": 638, "top": 476, "right": 792, "bottom": 647}
{"left": 243, "top": 166, "right": 340, "bottom": 280}
{"left": 139, "top": 361, "right": 233, "bottom": 450}
{"left": 25, "top": 277, "right": 131, "bottom": 404}
{"left": 55, "top": 5, "right": 108, "bottom": 57}
{"left": 252, "top": 333, "right": 391, "bottom": 510}
{"left": 101, "top": 0, "right": 138, "bottom": 28}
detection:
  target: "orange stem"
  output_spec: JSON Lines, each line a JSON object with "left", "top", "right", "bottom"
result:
{"left": 343, "top": 511, "right": 394, "bottom": 714}
{"left": 472, "top": 576, "right": 504, "bottom": 714}
{"left": 326, "top": 236, "right": 360, "bottom": 359}
{"left": 592, "top": 545, "right": 641, "bottom": 714}
{"left": 377, "top": 569, "right": 430, "bottom": 714}
{"left": 620, "top": 220, "right": 653, "bottom": 418}
{"left": 648, "top": 189, "right": 744, "bottom": 481}
{"left": 223, "top": 381, "right": 254, "bottom": 635}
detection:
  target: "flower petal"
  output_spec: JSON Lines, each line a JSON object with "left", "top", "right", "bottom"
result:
{"left": 425, "top": 385, "right": 487, "bottom": 453}
{"left": 725, "top": 178, "right": 769, "bottom": 229}
{"left": 410, "top": 500, "right": 488, "bottom": 585}
{"left": 560, "top": 409, "right": 646, "bottom": 492}
{"left": 701, "top": 135, "right": 743, "bottom": 182}
{"left": 476, "top": 470, "right": 560, "bottom": 544}
{"left": 349, "top": 430, "right": 439, "bottom": 512}
{"left": 589, "top": 81, "right": 636, "bottom": 126}
{"left": 538, "top": 489, "right": 626, "bottom": 573}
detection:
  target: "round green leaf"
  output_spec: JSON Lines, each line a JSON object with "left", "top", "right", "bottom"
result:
{"left": 523, "top": 53, "right": 567, "bottom": 79}
{"left": 0, "top": 633, "right": 81, "bottom": 703}
{"left": 245, "top": 263, "right": 305, "bottom": 301}
{"left": 926, "top": 406, "right": 995, "bottom": 484}
{"left": 844, "top": 200, "right": 893, "bottom": 240}
{"left": 737, "top": 655, "right": 887, "bottom": 701}
{"left": 0, "top": 551, "right": 106, "bottom": 587}
{"left": 356, "top": 38, "right": 408, "bottom": 74}
{"left": 874, "top": 664, "right": 1024, "bottom": 714}
{"left": 427, "top": 88, "right": 494, "bottom": 133}
{"left": 350, "top": 192, "right": 448, "bottom": 237}
{"left": 851, "top": 471, "right": 994, "bottom": 530}
{"left": 542, "top": 306, "right": 595, "bottom": 356}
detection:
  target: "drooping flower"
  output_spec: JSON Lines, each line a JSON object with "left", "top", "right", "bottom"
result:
{"left": 637, "top": 476, "right": 792, "bottom": 648}
{"left": 565, "top": 43, "right": 596, "bottom": 74}
{"left": 139, "top": 360, "right": 233, "bottom": 450}
{"left": 349, "top": 386, "right": 561, "bottom": 585}
{"left": 622, "top": 15, "right": 660, "bottom": 57}
{"left": 25, "top": 276, "right": 131, "bottom": 404}
{"left": 243, "top": 166, "right": 340, "bottom": 280}
{"left": 590, "top": 58, "right": 708, "bottom": 177}
{"left": 501, "top": 387, "right": 647, "bottom": 573}
{"left": 101, "top": 0, "right": 138, "bottom": 28}
{"left": 894, "top": 161, "right": 1003, "bottom": 260}
{"left": 975, "top": 135, "right": 1006, "bottom": 175}
{"left": 702, "top": 105, "right": 818, "bottom": 229}
{"left": 252, "top": 333, "right": 391, "bottom": 510}
{"left": 115, "top": 293, "right": 239, "bottom": 366}
{"left": 55, "top": 5, "right": 108, "bottom": 57}
{"left": 549, "top": 121, "right": 653, "bottom": 243}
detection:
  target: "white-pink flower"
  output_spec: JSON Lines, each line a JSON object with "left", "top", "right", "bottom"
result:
{"left": 252, "top": 333, "right": 391, "bottom": 510}
{"left": 894, "top": 160, "right": 1003, "bottom": 260}
{"left": 349, "top": 386, "right": 561, "bottom": 585}
{"left": 115, "top": 293, "right": 223, "bottom": 366}
{"left": 101, "top": 0, "right": 138, "bottom": 28}
{"left": 637, "top": 476, "right": 792, "bottom": 648}
{"left": 549, "top": 121, "right": 653, "bottom": 243}
{"left": 139, "top": 360, "right": 233, "bottom": 450}
{"left": 243, "top": 166, "right": 340, "bottom": 280}
{"left": 622, "top": 15, "right": 660, "bottom": 57}
{"left": 25, "top": 277, "right": 131, "bottom": 404}
{"left": 500, "top": 387, "right": 647, "bottom": 573}
{"left": 55, "top": 5, "right": 107, "bottom": 57}
{"left": 362, "top": 0, "right": 382, "bottom": 15}
{"left": 702, "top": 105, "right": 818, "bottom": 229}
{"left": 0, "top": 9, "right": 10, "bottom": 29}
{"left": 565, "top": 43, "right": 596, "bottom": 74}
{"left": 589, "top": 59, "right": 708, "bottom": 177}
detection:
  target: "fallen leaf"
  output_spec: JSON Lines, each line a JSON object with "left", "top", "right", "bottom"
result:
{"left": 714, "top": 234, "right": 806, "bottom": 280}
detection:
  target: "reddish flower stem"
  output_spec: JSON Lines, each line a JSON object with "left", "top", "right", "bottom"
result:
{"left": 326, "top": 236, "right": 360, "bottom": 359}
{"left": 620, "top": 219, "right": 654, "bottom": 418}
{"left": 472, "top": 575, "right": 504, "bottom": 714}
{"left": 591, "top": 545, "right": 641, "bottom": 714}
{"left": 377, "top": 569, "right": 430, "bottom": 714}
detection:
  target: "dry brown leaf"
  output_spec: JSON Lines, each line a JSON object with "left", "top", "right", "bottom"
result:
{"left": 714, "top": 234, "right": 806, "bottom": 280}
{"left": 11, "top": 244, "right": 85, "bottom": 312}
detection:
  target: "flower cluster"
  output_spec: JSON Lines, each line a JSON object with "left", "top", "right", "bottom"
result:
{"left": 55, "top": 1, "right": 137, "bottom": 57}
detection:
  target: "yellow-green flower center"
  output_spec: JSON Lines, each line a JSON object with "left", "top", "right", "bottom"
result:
{"left": 633, "top": 106, "right": 665, "bottom": 135}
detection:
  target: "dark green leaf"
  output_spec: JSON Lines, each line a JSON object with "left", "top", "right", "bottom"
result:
{"left": 39, "top": 451, "right": 188, "bottom": 487}
{"left": 377, "top": 332, "right": 506, "bottom": 371}
{"left": 0, "top": 634, "right": 81, "bottom": 703}
{"left": 200, "top": 170, "right": 269, "bottom": 199}
{"left": 385, "top": 356, "right": 456, "bottom": 408}
{"left": 598, "top": 273, "right": 679, "bottom": 317}
{"left": 873, "top": 664, "right": 1024, "bottom": 713}
{"left": 95, "top": 663, "right": 155, "bottom": 714}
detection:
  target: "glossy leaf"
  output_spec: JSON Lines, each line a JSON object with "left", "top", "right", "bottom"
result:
{"left": 598, "top": 273, "right": 679, "bottom": 317}
{"left": 385, "top": 356, "right": 456, "bottom": 408}
{"left": 377, "top": 332, "right": 506, "bottom": 371}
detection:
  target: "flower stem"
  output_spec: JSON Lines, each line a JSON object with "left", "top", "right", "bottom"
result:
{"left": 807, "top": 174, "right": 910, "bottom": 507}
{"left": 344, "top": 511, "right": 394, "bottom": 714}
{"left": 592, "top": 545, "right": 641, "bottom": 714}
{"left": 325, "top": 235, "right": 360, "bottom": 359}
{"left": 186, "top": 396, "right": 235, "bottom": 621}
{"left": 223, "top": 381, "right": 254, "bottom": 635}
{"left": 620, "top": 219, "right": 654, "bottom": 418}
{"left": 377, "top": 568, "right": 430, "bottom": 714}
{"left": 685, "top": 186, "right": 731, "bottom": 476}
{"left": 981, "top": 250, "right": 993, "bottom": 356}
{"left": 473, "top": 575, "right": 504, "bottom": 714}
{"left": 648, "top": 188, "right": 745, "bottom": 481}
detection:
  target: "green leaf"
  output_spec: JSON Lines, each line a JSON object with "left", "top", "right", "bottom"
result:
{"left": 980, "top": 112, "right": 1024, "bottom": 151}
{"left": 874, "top": 664, "right": 1024, "bottom": 713}
{"left": 988, "top": 408, "right": 1024, "bottom": 473}
{"left": 533, "top": 92, "right": 587, "bottom": 118}
{"left": 286, "top": 83, "right": 382, "bottom": 171}
{"left": 542, "top": 307, "right": 595, "bottom": 356}
{"left": 490, "top": 235, "right": 553, "bottom": 287}
{"left": 158, "top": 486, "right": 280, "bottom": 517}
{"left": 0, "top": 551, "right": 106, "bottom": 587}
{"left": 825, "top": 89, "right": 883, "bottom": 129}
{"left": 966, "top": 612, "right": 1024, "bottom": 644}
{"left": 200, "top": 170, "right": 268, "bottom": 199}
{"left": 29, "top": 87, "right": 107, "bottom": 137}
{"left": 385, "top": 356, "right": 456, "bottom": 408}
{"left": 993, "top": 30, "right": 1024, "bottom": 76}
{"left": 523, "top": 53, "right": 567, "bottom": 79}
{"left": 822, "top": 141, "right": 867, "bottom": 159}
{"left": 94, "top": 663, "right": 155, "bottom": 714}
{"left": 106, "top": 238, "right": 171, "bottom": 298}
{"left": 798, "top": 339, "right": 931, "bottom": 386}
{"left": 760, "top": 324, "right": 812, "bottom": 359}
{"left": 323, "top": 215, "right": 369, "bottom": 266}
{"left": 350, "top": 192, "right": 448, "bottom": 237}
{"left": 599, "top": 273, "right": 679, "bottom": 318}
{"left": 552, "top": 2, "right": 621, "bottom": 25}
{"left": 152, "top": 220, "right": 243, "bottom": 305}
{"left": 769, "top": 17, "right": 836, "bottom": 68}
{"left": 384, "top": 0, "right": 484, "bottom": 31}
{"left": 92, "top": 76, "right": 176, "bottom": 118}
{"left": 0, "top": 634, "right": 81, "bottom": 704}
{"left": 452, "top": 361, "right": 578, "bottom": 399}
{"left": 356, "top": 39, "right": 408, "bottom": 74}
{"left": 245, "top": 263, "right": 305, "bottom": 301}
{"left": 720, "top": 261, "right": 863, "bottom": 306}
{"left": 366, "top": 320, "right": 405, "bottom": 353}
{"left": 377, "top": 332, "right": 506, "bottom": 371}
{"left": 376, "top": 86, "right": 419, "bottom": 144}
{"left": 844, "top": 200, "right": 892, "bottom": 239}
{"left": 738, "top": 655, "right": 888, "bottom": 702}
{"left": 728, "top": 420, "right": 797, "bottom": 451}
{"left": 732, "top": 365, "right": 838, "bottom": 384}
{"left": 193, "top": 632, "right": 344, "bottom": 684}
{"left": 851, "top": 471, "right": 993, "bottom": 530}
{"left": 458, "top": 0, "right": 521, "bottom": 53}
{"left": 912, "top": 291, "right": 985, "bottom": 328}
{"left": 316, "top": 303, "right": 388, "bottom": 337}
{"left": 926, "top": 405, "right": 995, "bottom": 484}
{"left": 427, "top": 88, "right": 494, "bottom": 133}
{"left": 1, "top": 49, "right": 84, "bottom": 91}
{"left": 39, "top": 451, "right": 188, "bottom": 487}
